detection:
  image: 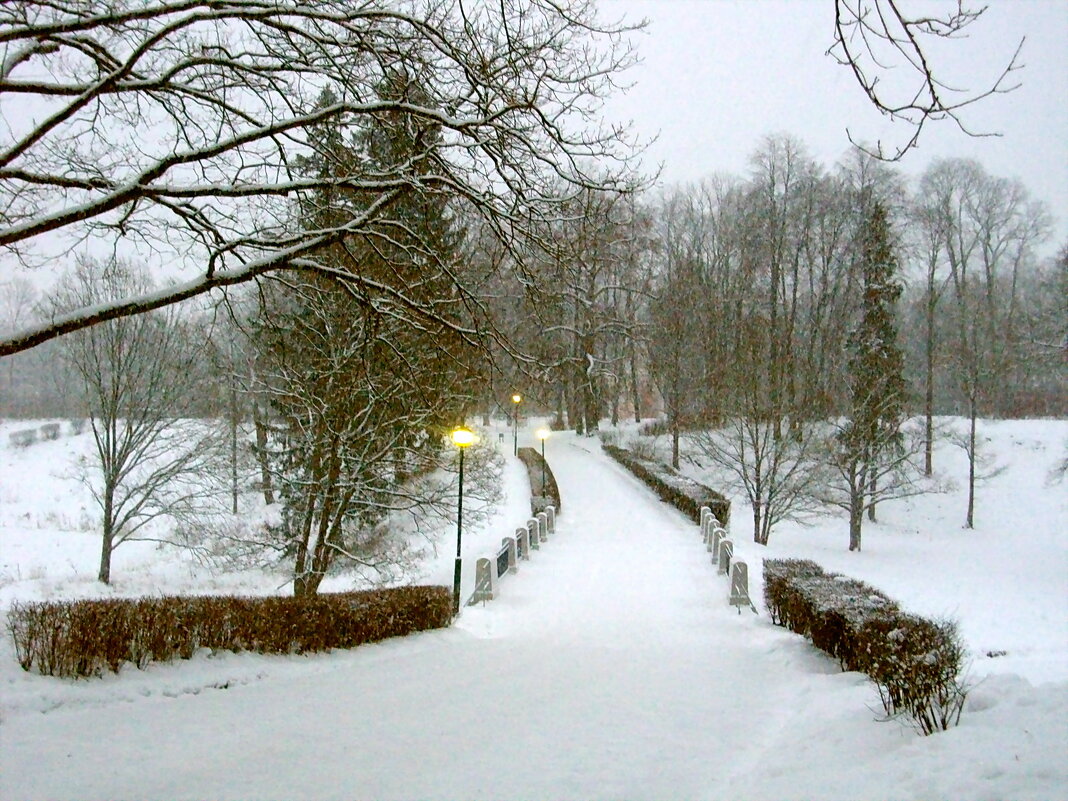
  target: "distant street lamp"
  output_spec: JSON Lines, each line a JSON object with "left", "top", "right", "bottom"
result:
{"left": 511, "top": 393, "right": 522, "bottom": 456}
{"left": 536, "top": 427, "right": 550, "bottom": 493}
{"left": 450, "top": 425, "right": 477, "bottom": 614}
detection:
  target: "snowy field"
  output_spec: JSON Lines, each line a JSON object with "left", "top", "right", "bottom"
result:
{"left": 1, "top": 417, "right": 1066, "bottom": 800}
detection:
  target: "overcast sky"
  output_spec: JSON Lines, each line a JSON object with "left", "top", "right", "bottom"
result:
{"left": 599, "top": 0, "right": 1067, "bottom": 251}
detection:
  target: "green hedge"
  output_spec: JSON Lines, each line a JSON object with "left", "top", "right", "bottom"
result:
{"left": 7, "top": 585, "right": 452, "bottom": 679}
{"left": 763, "top": 559, "right": 967, "bottom": 735}
{"left": 601, "top": 443, "right": 730, "bottom": 526}
{"left": 517, "top": 446, "right": 561, "bottom": 515}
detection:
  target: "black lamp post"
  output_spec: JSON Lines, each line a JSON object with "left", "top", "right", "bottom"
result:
{"left": 511, "top": 393, "right": 521, "bottom": 456}
{"left": 536, "top": 427, "right": 550, "bottom": 493}
{"left": 450, "top": 426, "right": 476, "bottom": 614}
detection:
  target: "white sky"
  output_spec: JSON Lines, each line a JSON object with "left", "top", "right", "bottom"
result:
{"left": 599, "top": 0, "right": 1067, "bottom": 250}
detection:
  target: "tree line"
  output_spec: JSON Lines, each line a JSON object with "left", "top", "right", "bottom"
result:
{"left": 1, "top": 1, "right": 1059, "bottom": 590}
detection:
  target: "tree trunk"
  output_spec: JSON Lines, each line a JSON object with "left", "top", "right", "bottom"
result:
{"left": 293, "top": 570, "right": 325, "bottom": 597}
{"left": 760, "top": 508, "right": 773, "bottom": 546}
{"left": 671, "top": 414, "right": 680, "bottom": 470}
{"left": 848, "top": 463, "right": 865, "bottom": 551}
{"left": 752, "top": 499, "right": 763, "bottom": 545}
{"left": 98, "top": 491, "right": 114, "bottom": 583}
{"left": 966, "top": 401, "right": 977, "bottom": 529}
{"left": 230, "top": 380, "right": 239, "bottom": 515}
{"left": 849, "top": 497, "right": 863, "bottom": 551}
{"left": 867, "top": 471, "right": 877, "bottom": 522}
{"left": 629, "top": 349, "right": 641, "bottom": 423}
{"left": 924, "top": 291, "right": 936, "bottom": 476}
{"left": 253, "top": 406, "right": 274, "bottom": 506}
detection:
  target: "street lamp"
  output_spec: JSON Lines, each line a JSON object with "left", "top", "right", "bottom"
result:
{"left": 536, "top": 427, "right": 550, "bottom": 493}
{"left": 511, "top": 393, "right": 522, "bottom": 456}
{"left": 450, "top": 425, "right": 477, "bottom": 614}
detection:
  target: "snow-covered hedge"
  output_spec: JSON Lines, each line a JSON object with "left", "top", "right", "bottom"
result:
{"left": 517, "top": 446, "right": 561, "bottom": 515}
{"left": 601, "top": 443, "right": 730, "bottom": 526}
{"left": 764, "top": 559, "right": 967, "bottom": 735}
{"left": 7, "top": 586, "right": 452, "bottom": 679}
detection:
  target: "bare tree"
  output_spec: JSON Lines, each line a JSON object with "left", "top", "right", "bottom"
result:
{"left": 830, "top": 0, "right": 1024, "bottom": 160}
{"left": 922, "top": 158, "right": 1050, "bottom": 527}
{"left": 54, "top": 258, "right": 227, "bottom": 583}
{"left": 0, "top": 277, "right": 40, "bottom": 412}
{"left": 822, "top": 416, "right": 928, "bottom": 551}
{"left": 0, "top": 0, "right": 643, "bottom": 357}
{"left": 691, "top": 411, "right": 827, "bottom": 546}
{"left": 646, "top": 188, "right": 707, "bottom": 466}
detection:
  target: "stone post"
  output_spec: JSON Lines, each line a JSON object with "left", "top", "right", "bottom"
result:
{"left": 527, "top": 518, "right": 540, "bottom": 550}
{"left": 711, "top": 528, "right": 725, "bottom": 559}
{"left": 730, "top": 561, "right": 757, "bottom": 613}
{"left": 718, "top": 539, "right": 733, "bottom": 575}
{"left": 516, "top": 527, "right": 530, "bottom": 560}
{"left": 545, "top": 505, "right": 556, "bottom": 533}
{"left": 503, "top": 537, "right": 518, "bottom": 574}
{"left": 469, "top": 557, "right": 499, "bottom": 604}
{"left": 537, "top": 512, "right": 548, "bottom": 542}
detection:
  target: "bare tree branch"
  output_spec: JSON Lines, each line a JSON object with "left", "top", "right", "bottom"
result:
{"left": 830, "top": 0, "right": 1024, "bottom": 161}
{"left": 0, "top": 0, "right": 645, "bottom": 355}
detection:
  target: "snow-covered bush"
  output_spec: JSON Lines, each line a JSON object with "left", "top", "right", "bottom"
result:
{"left": 601, "top": 443, "right": 730, "bottom": 526}
{"left": 7, "top": 586, "right": 452, "bottom": 678}
{"left": 856, "top": 613, "right": 969, "bottom": 735}
{"left": 517, "top": 446, "right": 561, "bottom": 514}
{"left": 763, "top": 559, "right": 968, "bottom": 735}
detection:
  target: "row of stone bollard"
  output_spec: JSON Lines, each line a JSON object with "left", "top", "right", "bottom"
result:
{"left": 699, "top": 506, "right": 757, "bottom": 615}
{"left": 469, "top": 506, "right": 556, "bottom": 606}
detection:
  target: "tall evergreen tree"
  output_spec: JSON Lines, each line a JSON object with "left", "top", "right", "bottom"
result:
{"left": 252, "top": 78, "right": 477, "bottom": 596}
{"left": 839, "top": 199, "right": 906, "bottom": 550}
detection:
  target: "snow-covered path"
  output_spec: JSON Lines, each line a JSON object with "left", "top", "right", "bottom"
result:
{"left": 2, "top": 437, "right": 1062, "bottom": 800}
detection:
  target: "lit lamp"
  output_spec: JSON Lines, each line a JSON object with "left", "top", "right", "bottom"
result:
{"left": 535, "top": 427, "right": 550, "bottom": 492}
{"left": 511, "top": 393, "right": 522, "bottom": 456}
{"left": 450, "top": 425, "right": 477, "bottom": 614}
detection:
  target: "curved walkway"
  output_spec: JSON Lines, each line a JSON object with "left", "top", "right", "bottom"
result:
{"left": 1, "top": 437, "right": 896, "bottom": 800}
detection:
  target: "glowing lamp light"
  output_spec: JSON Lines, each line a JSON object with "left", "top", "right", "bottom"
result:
{"left": 451, "top": 427, "right": 477, "bottom": 448}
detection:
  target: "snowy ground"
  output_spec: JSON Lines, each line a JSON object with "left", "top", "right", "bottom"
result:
{"left": 1, "top": 418, "right": 1066, "bottom": 800}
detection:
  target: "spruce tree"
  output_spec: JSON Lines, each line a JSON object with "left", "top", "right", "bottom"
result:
{"left": 842, "top": 199, "right": 906, "bottom": 550}
{"left": 253, "top": 79, "right": 476, "bottom": 595}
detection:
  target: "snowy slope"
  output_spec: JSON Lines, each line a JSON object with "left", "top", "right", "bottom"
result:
{"left": 1, "top": 425, "right": 1066, "bottom": 800}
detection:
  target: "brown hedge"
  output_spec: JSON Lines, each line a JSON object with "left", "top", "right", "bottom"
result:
{"left": 517, "top": 446, "right": 561, "bottom": 515}
{"left": 7, "top": 585, "right": 453, "bottom": 679}
{"left": 601, "top": 443, "right": 730, "bottom": 526}
{"left": 763, "top": 559, "right": 967, "bottom": 734}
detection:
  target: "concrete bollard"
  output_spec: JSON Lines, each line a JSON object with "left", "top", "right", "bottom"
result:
{"left": 700, "top": 506, "right": 711, "bottom": 541}
{"left": 537, "top": 512, "right": 548, "bottom": 542}
{"left": 516, "top": 527, "right": 530, "bottom": 560}
{"left": 545, "top": 505, "right": 556, "bottom": 534}
{"left": 503, "top": 536, "right": 518, "bottom": 574}
{"left": 711, "top": 528, "right": 725, "bottom": 559}
{"left": 469, "top": 557, "right": 498, "bottom": 604}
{"left": 730, "top": 561, "right": 757, "bottom": 614}
{"left": 527, "top": 518, "right": 540, "bottom": 550}
{"left": 718, "top": 539, "right": 733, "bottom": 575}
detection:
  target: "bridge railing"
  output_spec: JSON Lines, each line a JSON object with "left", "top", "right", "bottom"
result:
{"left": 468, "top": 505, "right": 556, "bottom": 607}
{"left": 700, "top": 505, "right": 757, "bottom": 614}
